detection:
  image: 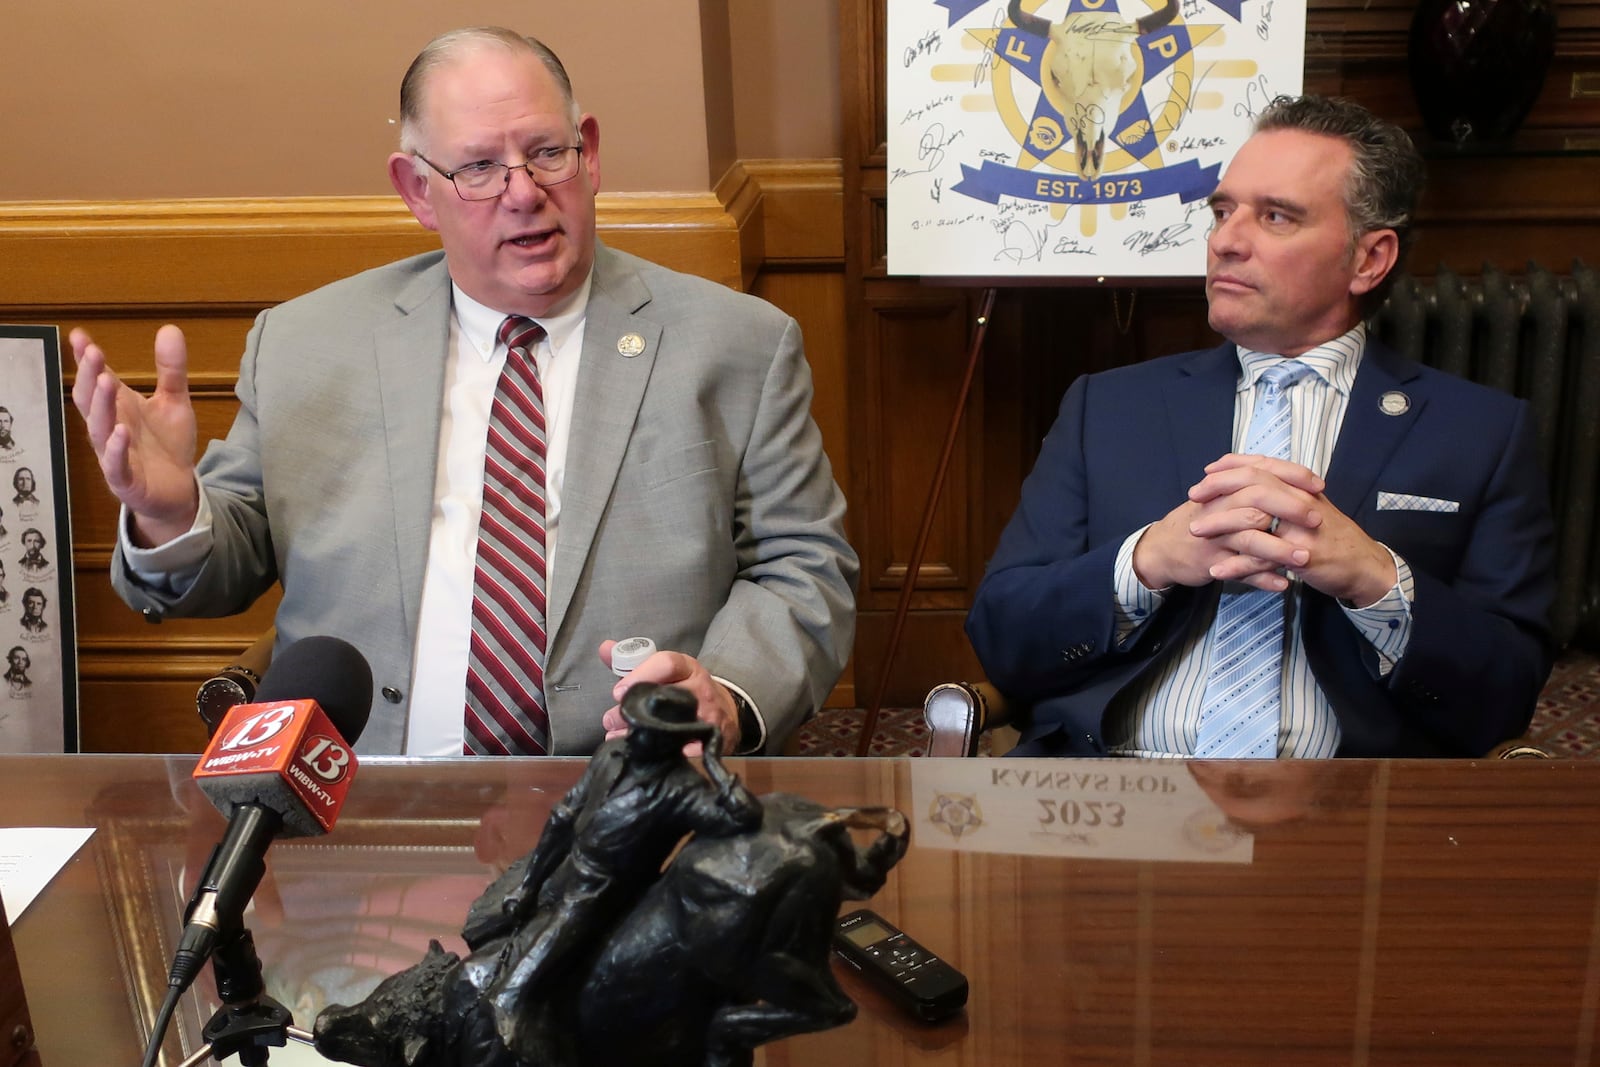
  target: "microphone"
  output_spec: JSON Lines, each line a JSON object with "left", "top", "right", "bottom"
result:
{"left": 169, "top": 636, "right": 373, "bottom": 994}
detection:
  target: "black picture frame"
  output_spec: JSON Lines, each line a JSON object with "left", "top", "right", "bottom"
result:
{"left": 0, "top": 324, "right": 79, "bottom": 752}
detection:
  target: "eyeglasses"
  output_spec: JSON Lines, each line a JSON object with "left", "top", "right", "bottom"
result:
{"left": 414, "top": 145, "right": 584, "bottom": 201}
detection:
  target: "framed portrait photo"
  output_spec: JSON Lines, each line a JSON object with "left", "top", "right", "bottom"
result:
{"left": 0, "top": 325, "right": 79, "bottom": 752}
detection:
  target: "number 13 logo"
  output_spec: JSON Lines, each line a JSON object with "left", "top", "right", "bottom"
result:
{"left": 220, "top": 705, "right": 298, "bottom": 749}
{"left": 300, "top": 736, "right": 353, "bottom": 783}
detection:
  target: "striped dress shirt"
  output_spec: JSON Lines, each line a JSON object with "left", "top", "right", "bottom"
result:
{"left": 1104, "top": 325, "right": 1416, "bottom": 758}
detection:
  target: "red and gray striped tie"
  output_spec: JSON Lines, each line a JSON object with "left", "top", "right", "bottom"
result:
{"left": 464, "top": 315, "right": 551, "bottom": 755}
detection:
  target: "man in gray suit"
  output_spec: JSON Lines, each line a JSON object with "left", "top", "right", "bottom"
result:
{"left": 68, "top": 27, "right": 857, "bottom": 756}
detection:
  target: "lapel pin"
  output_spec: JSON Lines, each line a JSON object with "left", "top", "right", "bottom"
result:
{"left": 1379, "top": 390, "right": 1410, "bottom": 416}
{"left": 617, "top": 333, "right": 646, "bottom": 358}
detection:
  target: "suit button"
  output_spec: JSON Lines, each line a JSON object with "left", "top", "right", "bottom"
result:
{"left": 381, "top": 686, "right": 403, "bottom": 704}
{"left": 142, "top": 607, "right": 163, "bottom": 624}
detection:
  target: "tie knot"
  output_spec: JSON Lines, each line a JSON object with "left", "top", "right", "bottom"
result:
{"left": 1259, "top": 359, "right": 1312, "bottom": 393}
{"left": 498, "top": 315, "right": 545, "bottom": 354}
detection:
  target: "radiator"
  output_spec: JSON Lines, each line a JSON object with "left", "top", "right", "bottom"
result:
{"left": 1369, "top": 261, "right": 1600, "bottom": 649}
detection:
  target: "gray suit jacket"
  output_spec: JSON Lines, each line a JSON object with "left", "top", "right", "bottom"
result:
{"left": 113, "top": 244, "right": 858, "bottom": 754}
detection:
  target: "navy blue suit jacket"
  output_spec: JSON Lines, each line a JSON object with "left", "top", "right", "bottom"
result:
{"left": 966, "top": 339, "right": 1556, "bottom": 758}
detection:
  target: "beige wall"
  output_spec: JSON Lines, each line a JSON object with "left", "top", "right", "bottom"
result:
{"left": 727, "top": 0, "right": 841, "bottom": 160}
{"left": 700, "top": 0, "right": 847, "bottom": 177}
{"left": 1, "top": 0, "right": 840, "bottom": 201}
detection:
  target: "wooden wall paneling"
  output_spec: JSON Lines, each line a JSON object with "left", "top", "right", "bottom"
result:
{"left": 1304, "top": 0, "right": 1600, "bottom": 67}
{"left": 861, "top": 176, "right": 890, "bottom": 280}
{"left": 1304, "top": 0, "right": 1600, "bottom": 273}
{"left": 846, "top": 281, "right": 991, "bottom": 706}
{"left": 1312, "top": 56, "right": 1600, "bottom": 135}
{"left": 1410, "top": 154, "right": 1600, "bottom": 273}
{"left": 843, "top": 0, "right": 988, "bottom": 708}
{"left": 845, "top": 0, "right": 889, "bottom": 168}
{"left": 856, "top": 289, "right": 982, "bottom": 608}
{"left": 739, "top": 160, "right": 846, "bottom": 266}
{"left": 77, "top": 676, "right": 213, "bottom": 754}
{"left": 852, "top": 607, "right": 986, "bottom": 713}
{"left": 75, "top": 605, "right": 279, "bottom": 754}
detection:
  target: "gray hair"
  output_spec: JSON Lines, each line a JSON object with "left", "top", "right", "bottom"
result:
{"left": 398, "top": 27, "right": 582, "bottom": 161}
{"left": 1254, "top": 94, "right": 1425, "bottom": 311}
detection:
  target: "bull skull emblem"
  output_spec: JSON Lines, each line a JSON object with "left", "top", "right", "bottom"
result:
{"left": 1008, "top": 0, "right": 1180, "bottom": 179}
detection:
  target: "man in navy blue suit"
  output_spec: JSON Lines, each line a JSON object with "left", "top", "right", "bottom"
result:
{"left": 966, "top": 95, "right": 1555, "bottom": 759}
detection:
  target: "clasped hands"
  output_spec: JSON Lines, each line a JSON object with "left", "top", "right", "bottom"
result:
{"left": 1132, "top": 453, "right": 1396, "bottom": 607}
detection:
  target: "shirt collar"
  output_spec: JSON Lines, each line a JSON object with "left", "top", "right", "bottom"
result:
{"left": 450, "top": 271, "right": 595, "bottom": 363}
{"left": 1235, "top": 323, "right": 1366, "bottom": 396}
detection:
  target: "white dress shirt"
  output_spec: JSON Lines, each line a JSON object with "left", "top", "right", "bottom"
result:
{"left": 1104, "top": 325, "right": 1416, "bottom": 758}
{"left": 404, "top": 281, "right": 589, "bottom": 754}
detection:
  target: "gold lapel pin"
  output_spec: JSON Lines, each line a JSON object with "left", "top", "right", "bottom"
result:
{"left": 617, "top": 332, "right": 646, "bottom": 358}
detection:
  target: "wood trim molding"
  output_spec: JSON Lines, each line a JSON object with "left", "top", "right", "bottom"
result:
{"left": 736, "top": 160, "right": 846, "bottom": 265}
{"left": 715, "top": 161, "right": 766, "bottom": 291}
{"left": 0, "top": 193, "right": 748, "bottom": 235}
{"left": 593, "top": 191, "right": 745, "bottom": 290}
{"left": 717, "top": 159, "right": 846, "bottom": 285}
{"left": 0, "top": 192, "right": 747, "bottom": 309}
{"left": 0, "top": 196, "right": 419, "bottom": 234}
{"left": 0, "top": 167, "right": 846, "bottom": 313}
{"left": 80, "top": 645, "right": 256, "bottom": 681}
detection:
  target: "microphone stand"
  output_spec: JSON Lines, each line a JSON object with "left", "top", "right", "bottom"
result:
{"left": 182, "top": 925, "right": 312, "bottom": 1065}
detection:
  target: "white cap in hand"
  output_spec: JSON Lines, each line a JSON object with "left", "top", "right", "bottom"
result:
{"left": 611, "top": 636, "right": 657, "bottom": 677}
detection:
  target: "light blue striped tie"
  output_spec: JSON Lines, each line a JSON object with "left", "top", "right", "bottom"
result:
{"left": 1194, "top": 359, "right": 1313, "bottom": 758}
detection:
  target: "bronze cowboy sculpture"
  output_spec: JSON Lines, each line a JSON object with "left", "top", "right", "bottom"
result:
{"left": 314, "top": 683, "right": 910, "bottom": 1067}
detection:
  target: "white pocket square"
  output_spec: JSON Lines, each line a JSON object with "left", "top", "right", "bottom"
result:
{"left": 1378, "top": 492, "right": 1459, "bottom": 513}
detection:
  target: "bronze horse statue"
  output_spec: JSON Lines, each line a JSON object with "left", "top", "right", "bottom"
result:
{"left": 313, "top": 794, "right": 910, "bottom": 1067}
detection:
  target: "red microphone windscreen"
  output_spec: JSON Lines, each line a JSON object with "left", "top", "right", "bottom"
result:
{"left": 193, "top": 698, "right": 359, "bottom": 838}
